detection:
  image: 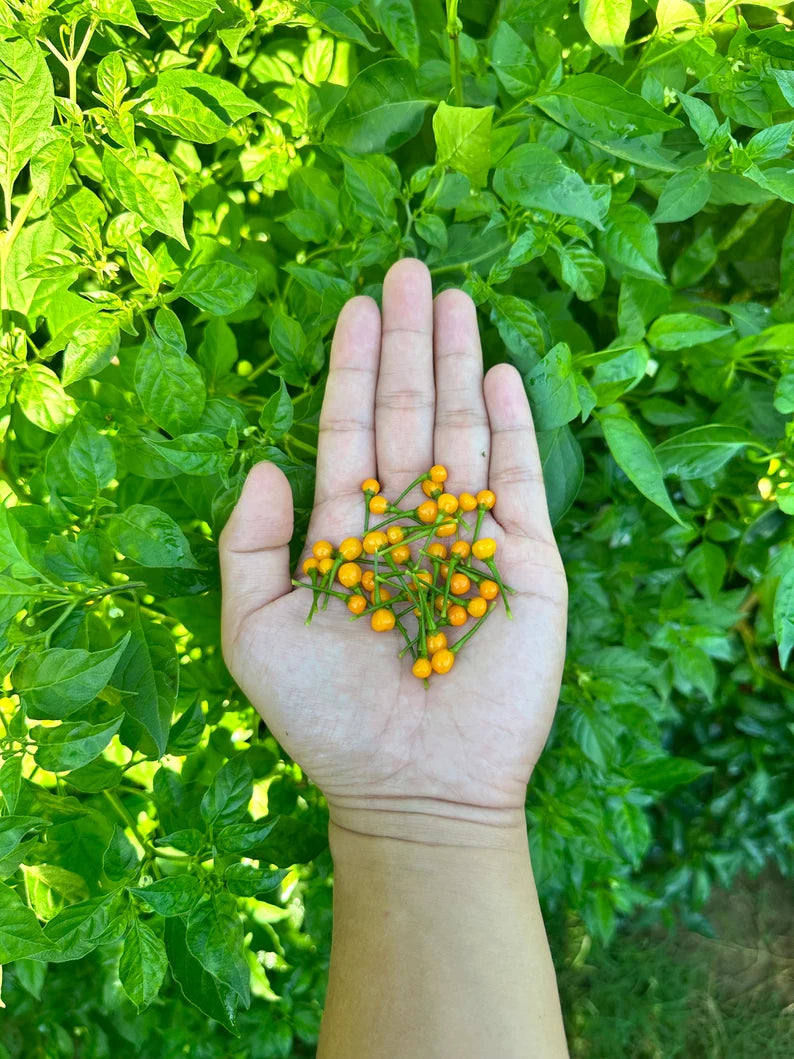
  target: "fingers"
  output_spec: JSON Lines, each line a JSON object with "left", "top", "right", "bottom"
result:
{"left": 483, "top": 364, "right": 555, "bottom": 545}
{"left": 314, "top": 295, "right": 381, "bottom": 508}
{"left": 375, "top": 259, "right": 435, "bottom": 497}
{"left": 219, "top": 461, "right": 294, "bottom": 647}
{"left": 432, "top": 289, "right": 490, "bottom": 494}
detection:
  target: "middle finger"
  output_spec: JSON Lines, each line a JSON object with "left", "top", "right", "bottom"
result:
{"left": 375, "top": 258, "right": 435, "bottom": 499}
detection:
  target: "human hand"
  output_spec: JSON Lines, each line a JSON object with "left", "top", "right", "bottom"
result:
{"left": 219, "top": 259, "right": 568, "bottom": 837}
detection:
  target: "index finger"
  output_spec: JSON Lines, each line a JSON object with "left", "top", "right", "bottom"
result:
{"left": 313, "top": 296, "right": 381, "bottom": 508}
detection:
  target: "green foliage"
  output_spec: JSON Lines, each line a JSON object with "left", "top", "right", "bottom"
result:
{"left": 0, "top": 0, "right": 793, "bottom": 1047}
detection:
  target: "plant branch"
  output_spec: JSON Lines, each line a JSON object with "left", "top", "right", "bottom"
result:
{"left": 446, "top": 0, "right": 464, "bottom": 106}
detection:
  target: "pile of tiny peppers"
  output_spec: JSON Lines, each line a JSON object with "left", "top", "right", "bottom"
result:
{"left": 292, "top": 466, "right": 514, "bottom": 682}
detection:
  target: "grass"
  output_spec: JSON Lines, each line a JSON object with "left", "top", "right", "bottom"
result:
{"left": 558, "top": 869, "right": 794, "bottom": 1058}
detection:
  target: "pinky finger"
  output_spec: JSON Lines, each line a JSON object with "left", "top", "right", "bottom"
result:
{"left": 483, "top": 364, "right": 555, "bottom": 545}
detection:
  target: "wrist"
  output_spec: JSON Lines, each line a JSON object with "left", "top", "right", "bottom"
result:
{"left": 326, "top": 797, "right": 529, "bottom": 855}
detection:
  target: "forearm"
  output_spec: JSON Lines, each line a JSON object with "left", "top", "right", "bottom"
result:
{"left": 317, "top": 806, "right": 569, "bottom": 1059}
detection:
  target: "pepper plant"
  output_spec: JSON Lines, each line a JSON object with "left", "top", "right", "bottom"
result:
{"left": 0, "top": 0, "right": 793, "bottom": 1053}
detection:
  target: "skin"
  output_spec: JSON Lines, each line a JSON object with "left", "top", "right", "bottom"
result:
{"left": 219, "top": 258, "right": 570, "bottom": 1057}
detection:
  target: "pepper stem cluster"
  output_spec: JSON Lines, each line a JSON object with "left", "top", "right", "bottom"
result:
{"left": 293, "top": 466, "right": 515, "bottom": 683}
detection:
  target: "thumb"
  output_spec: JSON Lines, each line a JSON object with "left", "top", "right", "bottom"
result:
{"left": 219, "top": 460, "right": 294, "bottom": 650}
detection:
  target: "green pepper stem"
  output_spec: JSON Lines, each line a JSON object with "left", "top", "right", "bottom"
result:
{"left": 450, "top": 602, "right": 495, "bottom": 653}
{"left": 485, "top": 558, "right": 513, "bottom": 619}
{"left": 473, "top": 506, "right": 486, "bottom": 541}
{"left": 292, "top": 578, "right": 349, "bottom": 604}
{"left": 321, "top": 556, "right": 345, "bottom": 610}
{"left": 393, "top": 614, "right": 416, "bottom": 656}
{"left": 392, "top": 473, "right": 429, "bottom": 507}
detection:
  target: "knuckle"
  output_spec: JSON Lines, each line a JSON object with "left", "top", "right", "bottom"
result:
{"left": 377, "top": 388, "right": 434, "bottom": 413}
{"left": 435, "top": 405, "right": 489, "bottom": 429}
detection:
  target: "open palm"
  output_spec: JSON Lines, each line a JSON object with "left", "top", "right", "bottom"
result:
{"left": 219, "top": 259, "right": 568, "bottom": 828}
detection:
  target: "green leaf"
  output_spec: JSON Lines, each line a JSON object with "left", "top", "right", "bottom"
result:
{"left": 0, "top": 816, "right": 47, "bottom": 861}
{"left": 673, "top": 645, "right": 716, "bottom": 702}
{"left": 32, "top": 713, "right": 124, "bottom": 773}
{"left": 102, "top": 825, "right": 140, "bottom": 883}
{"left": 554, "top": 244, "right": 606, "bottom": 301}
{"left": 282, "top": 265, "right": 355, "bottom": 319}
{"left": 96, "top": 52, "right": 128, "bottom": 107}
{"left": 200, "top": 756, "right": 253, "bottom": 828}
{"left": 676, "top": 91, "right": 719, "bottom": 145}
{"left": 134, "top": 433, "right": 233, "bottom": 478}
{"left": 0, "top": 38, "right": 54, "bottom": 206}
{"left": 341, "top": 151, "right": 400, "bottom": 228}
{"left": 139, "top": 70, "right": 263, "bottom": 143}
{"left": 774, "top": 566, "right": 794, "bottom": 669}
{"left": 14, "top": 636, "right": 131, "bottom": 719}
{"left": 572, "top": 706, "right": 614, "bottom": 769}
{"left": 653, "top": 168, "right": 711, "bottom": 223}
{"left": 580, "top": 0, "right": 631, "bottom": 62}
{"left": 259, "top": 380, "right": 294, "bottom": 441}
{"left": 45, "top": 417, "right": 117, "bottom": 505}
{"left": 297, "top": 0, "right": 376, "bottom": 49}
{"left": 624, "top": 756, "right": 713, "bottom": 792}
{"left": 105, "top": 504, "right": 200, "bottom": 569}
{"left": 599, "top": 204, "right": 664, "bottom": 281}
{"left": 268, "top": 307, "right": 316, "bottom": 387}
{"left": 0, "top": 505, "right": 38, "bottom": 578}
{"left": 655, "top": 425, "right": 753, "bottom": 479}
{"left": 65, "top": 758, "right": 123, "bottom": 793}
{"left": 16, "top": 365, "right": 78, "bottom": 434}
{"left": 325, "top": 58, "right": 429, "bottom": 153}
{"left": 125, "top": 240, "right": 161, "bottom": 294}
{"left": 488, "top": 22, "right": 540, "bottom": 97}
{"left": 119, "top": 917, "right": 168, "bottom": 1011}
{"left": 164, "top": 915, "right": 240, "bottom": 1035}
{"left": 433, "top": 102, "right": 493, "bottom": 188}
{"left": 39, "top": 894, "right": 121, "bottom": 962}
{"left": 102, "top": 146, "right": 188, "bottom": 247}
{"left": 598, "top": 408, "right": 684, "bottom": 524}
{"left": 369, "top": 0, "right": 419, "bottom": 66}
{"left": 247, "top": 814, "right": 327, "bottom": 867}
{"left": 489, "top": 293, "right": 545, "bottom": 368}
{"left": 185, "top": 893, "right": 250, "bottom": 1006}
{"left": 774, "top": 373, "right": 794, "bottom": 415}
{"left": 111, "top": 612, "right": 178, "bottom": 758}
{"left": 129, "top": 875, "right": 203, "bottom": 916}
{"left": 62, "top": 314, "right": 122, "bottom": 386}
{"left": 153, "top": 829, "right": 204, "bottom": 855}
{"left": 414, "top": 213, "right": 447, "bottom": 249}
{"left": 214, "top": 817, "right": 280, "bottom": 854}
{"left": 493, "top": 144, "right": 604, "bottom": 229}
{"left": 29, "top": 128, "right": 74, "bottom": 209}
{"left": 142, "top": 0, "right": 218, "bottom": 19}
{"left": 0, "top": 755, "right": 23, "bottom": 813}
{"left": 610, "top": 801, "right": 651, "bottom": 869}
{"left": 24, "top": 864, "right": 90, "bottom": 919}
{"left": 224, "top": 864, "right": 290, "bottom": 898}
{"left": 0, "top": 881, "right": 50, "bottom": 963}
{"left": 96, "top": 0, "right": 149, "bottom": 32}
{"left": 172, "top": 260, "right": 257, "bottom": 316}
{"left": 647, "top": 313, "right": 734, "bottom": 350}
{"left": 745, "top": 163, "right": 794, "bottom": 207}
{"left": 745, "top": 121, "right": 794, "bottom": 164}
{"left": 302, "top": 38, "right": 335, "bottom": 84}
{"left": 533, "top": 74, "right": 683, "bottom": 140}
{"left": 684, "top": 541, "right": 726, "bottom": 601}
{"left": 134, "top": 330, "right": 206, "bottom": 436}
{"left": 166, "top": 696, "right": 205, "bottom": 754}
{"left": 525, "top": 343, "right": 581, "bottom": 431}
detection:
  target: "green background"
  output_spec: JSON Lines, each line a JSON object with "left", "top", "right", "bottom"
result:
{"left": 1, "top": 0, "right": 793, "bottom": 1054}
